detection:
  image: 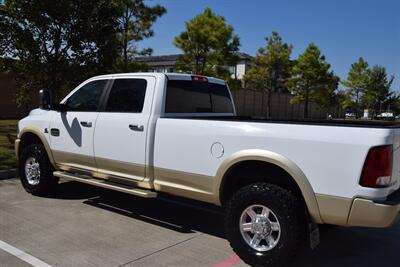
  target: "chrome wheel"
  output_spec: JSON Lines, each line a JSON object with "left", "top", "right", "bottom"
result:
{"left": 25, "top": 157, "right": 41, "bottom": 186}
{"left": 239, "top": 204, "right": 281, "bottom": 251}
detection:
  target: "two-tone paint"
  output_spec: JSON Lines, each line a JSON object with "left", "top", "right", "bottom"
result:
{"left": 16, "top": 73, "right": 400, "bottom": 227}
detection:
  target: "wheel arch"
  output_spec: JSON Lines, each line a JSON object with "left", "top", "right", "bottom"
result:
{"left": 214, "top": 149, "right": 322, "bottom": 223}
{"left": 17, "top": 128, "right": 57, "bottom": 169}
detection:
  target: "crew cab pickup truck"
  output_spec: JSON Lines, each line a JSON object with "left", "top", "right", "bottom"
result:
{"left": 15, "top": 73, "right": 400, "bottom": 266}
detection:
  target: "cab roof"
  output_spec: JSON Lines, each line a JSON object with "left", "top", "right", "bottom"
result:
{"left": 90, "top": 72, "right": 226, "bottom": 85}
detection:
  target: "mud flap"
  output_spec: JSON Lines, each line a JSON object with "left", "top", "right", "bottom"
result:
{"left": 309, "top": 223, "right": 320, "bottom": 249}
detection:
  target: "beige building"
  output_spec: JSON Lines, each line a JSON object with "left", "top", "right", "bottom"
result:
{"left": 135, "top": 52, "right": 252, "bottom": 80}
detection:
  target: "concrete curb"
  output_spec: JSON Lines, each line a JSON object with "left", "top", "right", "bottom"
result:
{"left": 0, "top": 168, "right": 17, "bottom": 180}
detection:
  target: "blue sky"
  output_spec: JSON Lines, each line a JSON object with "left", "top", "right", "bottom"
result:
{"left": 141, "top": 0, "right": 399, "bottom": 90}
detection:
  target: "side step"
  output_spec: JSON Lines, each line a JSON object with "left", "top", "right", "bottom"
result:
{"left": 53, "top": 171, "right": 157, "bottom": 198}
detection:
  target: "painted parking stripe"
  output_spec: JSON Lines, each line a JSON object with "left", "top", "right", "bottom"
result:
{"left": 0, "top": 240, "right": 53, "bottom": 267}
{"left": 212, "top": 254, "right": 241, "bottom": 267}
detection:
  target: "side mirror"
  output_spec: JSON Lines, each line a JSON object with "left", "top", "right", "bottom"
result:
{"left": 52, "top": 103, "right": 68, "bottom": 112}
{"left": 39, "top": 90, "right": 52, "bottom": 110}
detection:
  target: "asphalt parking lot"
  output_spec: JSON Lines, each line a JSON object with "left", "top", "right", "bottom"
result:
{"left": 1, "top": 177, "right": 400, "bottom": 267}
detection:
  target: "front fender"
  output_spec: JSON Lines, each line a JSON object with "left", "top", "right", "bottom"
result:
{"left": 18, "top": 127, "right": 57, "bottom": 169}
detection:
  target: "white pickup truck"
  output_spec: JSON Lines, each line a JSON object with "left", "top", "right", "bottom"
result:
{"left": 15, "top": 73, "right": 400, "bottom": 266}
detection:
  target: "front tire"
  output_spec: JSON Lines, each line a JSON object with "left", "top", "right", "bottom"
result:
{"left": 19, "top": 144, "right": 58, "bottom": 196}
{"left": 225, "top": 183, "right": 303, "bottom": 267}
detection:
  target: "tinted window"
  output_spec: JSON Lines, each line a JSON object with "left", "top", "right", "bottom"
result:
{"left": 66, "top": 80, "right": 107, "bottom": 111}
{"left": 165, "top": 80, "right": 233, "bottom": 114}
{"left": 211, "top": 84, "right": 235, "bottom": 113}
{"left": 105, "top": 79, "right": 147, "bottom": 112}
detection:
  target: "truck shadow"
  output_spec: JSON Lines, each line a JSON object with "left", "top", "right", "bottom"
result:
{"left": 294, "top": 225, "right": 400, "bottom": 266}
{"left": 52, "top": 181, "right": 225, "bottom": 237}
{"left": 53, "top": 181, "right": 400, "bottom": 267}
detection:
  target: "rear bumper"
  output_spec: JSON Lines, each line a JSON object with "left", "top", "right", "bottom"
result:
{"left": 347, "top": 190, "right": 400, "bottom": 227}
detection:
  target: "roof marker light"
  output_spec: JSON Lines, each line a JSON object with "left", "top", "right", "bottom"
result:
{"left": 192, "top": 76, "right": 208, "bottom": 82}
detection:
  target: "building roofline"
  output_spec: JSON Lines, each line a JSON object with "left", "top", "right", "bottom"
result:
{"left": 135, "top": 52, "right": 253, "bottom": 63}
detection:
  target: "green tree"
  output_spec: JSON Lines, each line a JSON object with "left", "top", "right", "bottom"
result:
{"left": 363, "top": 65, "right": 395, "bottom": 118}
{"left": 287, "top": 43, "right": 339, "bottom": 118}
{"left": 115, "top": 0, "right": 166, "bottom": 72}
{"left": 173, "top": 8, "right": 240, "bottom": 78}
{"left": 341, "top": 57, "right": 370, "bottom": 118}
{"left": 0, "top": 0, "right": 120, "bottom": 106}
{"left": 385, "top": 93, "right": 400, "bottom": 116}
{"left": 244, "top": 31, "right": 293, "bottom": 117}
{"left": 313, "top": 74, "right": 340, "bottom": 117}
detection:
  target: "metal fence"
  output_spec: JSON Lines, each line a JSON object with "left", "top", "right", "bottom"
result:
{"left": 231, "top": 89, "right": 345, "bottom": 119}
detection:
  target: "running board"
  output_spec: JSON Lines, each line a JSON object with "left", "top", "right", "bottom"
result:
{"left": 53, "top": 171, "right": 157, "bottom": 198}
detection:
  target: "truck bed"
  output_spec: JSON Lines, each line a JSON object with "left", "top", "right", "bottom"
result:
{"left": 162, "top": 115, "right": 400, "bottom": 129}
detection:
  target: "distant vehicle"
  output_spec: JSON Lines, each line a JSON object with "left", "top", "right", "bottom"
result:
{"left": 15, "top": 73, "right": 400, "bottom": 266}
{"left": 377, "top": 112, "right": 395, "bottom": 121}
{"left": 345, "top": 112, "right": 356, "bottom": 119}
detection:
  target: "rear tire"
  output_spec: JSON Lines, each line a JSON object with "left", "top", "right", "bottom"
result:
{"left": 225, "top": 183, "right": 303, "bottom": 267}
{"left": 19, "top": 144, "right": 58, "bottom": 196}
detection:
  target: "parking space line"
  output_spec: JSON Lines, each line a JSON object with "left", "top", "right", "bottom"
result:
{"left": 212, "top": 254, "right": 241, "bottom": 267}
{"left": 118, "top": 234, "right": 201, "bottom": 267}
{"left": 0, "top": 240, "right": 53, "bottom": 267}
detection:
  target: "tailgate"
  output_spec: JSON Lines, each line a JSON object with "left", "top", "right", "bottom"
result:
{"left": 391, "top": 129, "right": 400, "bottom": 192}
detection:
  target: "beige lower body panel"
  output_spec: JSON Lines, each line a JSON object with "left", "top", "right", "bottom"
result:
{"left": 95, "top": 157, "right": 145, "bottom": 181}
{"left": 316, "top": 194, "right": 353, "bottom": 225}
{"left": 14, "top": 139, "right": 20, "bottom": 159}
{"left": 347, "top": 198, "right": 400, "bottom": 227}
{"left": 153, "top": 167, "right": 216, "bottom": 204}
{"left": 57, "top": 163, "right": 153, "bottom": 189}
{"left": 316, "top": 194, "right": 400, "bottom": 227}
{"left": 53, "top": 150, "right": 97, "bottom": 172}
{"left": 57, "top": 162, "right": 215, "bottom": 203}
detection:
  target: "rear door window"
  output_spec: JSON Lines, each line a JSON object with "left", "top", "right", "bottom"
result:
{"left": 105, "top": 79, "right": 147, "bottom": 113}
{"left": 165, "top": 80, "right": 233, "bottom": 114}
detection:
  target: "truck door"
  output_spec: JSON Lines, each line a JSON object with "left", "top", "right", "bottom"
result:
{"left": 93, "top": 77, "right": 156, "bottom": 181}
{"left": 49, "top": 79, "right": 109, "bottom": 172}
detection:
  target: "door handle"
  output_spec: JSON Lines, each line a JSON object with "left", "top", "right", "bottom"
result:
{"left": 80, "top": 121, "right": 92, "bottom": 127}
{"left": 129, "top": 124, "right": 144, "bottom": 132}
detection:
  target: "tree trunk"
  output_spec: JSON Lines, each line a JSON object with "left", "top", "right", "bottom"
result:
{"left": 326, "top": 108, "right": 330, "bottom": 119}
{"left": 201, "top": 55, "right": 207, "bottom": 75}
{"left": 304, "top": 93, "right": 309, "bottom": 119}
{"left": 355, "top": 90, "right": 360, "bottom": 119}
{"left": 123, "top": 11, "right": 129, "bottom": 72}
{"left": 194, "top": 55, "right": 200, "bottom": 74}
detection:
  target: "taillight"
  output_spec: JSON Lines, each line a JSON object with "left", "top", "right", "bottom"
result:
{"left": 360, "top": 145, "right": 393, "bottom": 188}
